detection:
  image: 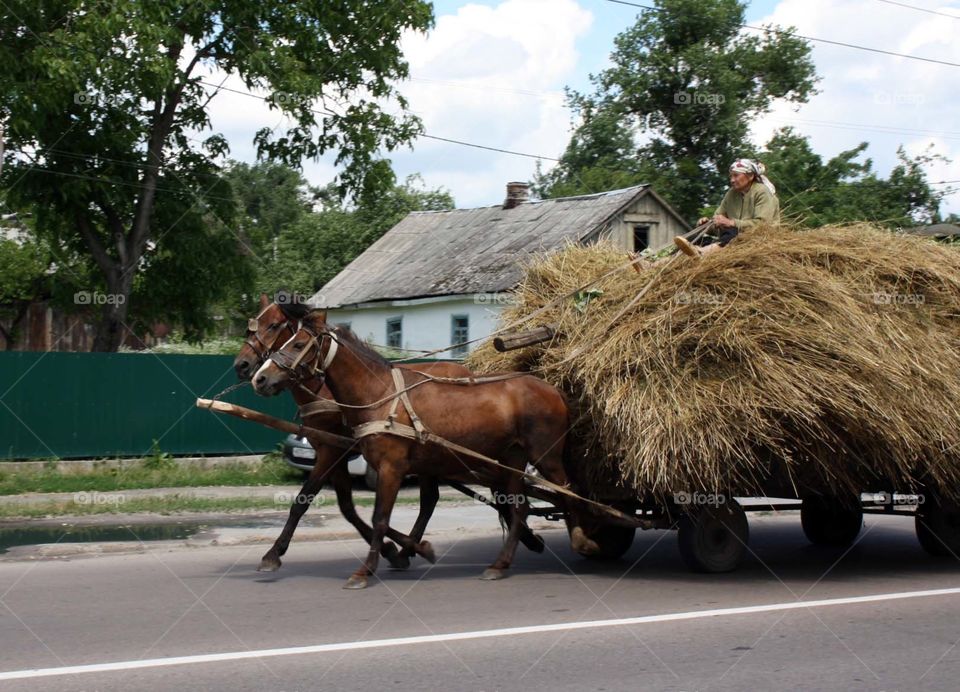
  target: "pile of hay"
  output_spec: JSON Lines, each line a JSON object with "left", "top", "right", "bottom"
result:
{"left": 467, "top": 224, "right": 960, "bottom": 502}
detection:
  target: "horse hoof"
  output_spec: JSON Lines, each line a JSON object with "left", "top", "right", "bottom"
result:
{"left": 570, "top": 527, "right": 600, "bottom": 556}
{"left": 527, "top": 533, "right": 545, "bottom": 553}
{"left": 480, "top": 568, "right": 507, "bottom": 581}
{"left": 257, "top": 556, "right": 281, "bottom": 572}
{"left": 343, "top": 575, "right": 369, "bottom": 590}
{"left": 418, "top": 541, "right": 437, "bottom": 564}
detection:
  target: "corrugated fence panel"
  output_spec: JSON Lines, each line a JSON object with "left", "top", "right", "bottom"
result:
{"left": 0, "top": 352, "right": 300, "bottom": 459}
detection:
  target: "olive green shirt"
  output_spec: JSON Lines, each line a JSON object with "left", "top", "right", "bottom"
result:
{"left": 715, "top": 181, "right": 780, "bottom": 231}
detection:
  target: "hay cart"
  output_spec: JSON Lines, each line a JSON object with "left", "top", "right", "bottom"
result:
{"left": 493, "top": 327, "right": 960, "bottom": 574}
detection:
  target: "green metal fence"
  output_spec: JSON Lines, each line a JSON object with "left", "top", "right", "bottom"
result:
{"left": 0, "top": 352, "right": 300, "bottom": 459}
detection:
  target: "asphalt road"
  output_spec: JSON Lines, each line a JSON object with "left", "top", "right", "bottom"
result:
{"left": 0, "top": 507, "right": 958, "bottom": 691}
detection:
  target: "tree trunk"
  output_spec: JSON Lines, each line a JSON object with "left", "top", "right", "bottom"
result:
{"left": 90, "top": 273, "right": 134, "bottom": 352}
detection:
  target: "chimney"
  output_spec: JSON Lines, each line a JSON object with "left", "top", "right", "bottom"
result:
{"left": 503, "top": 181, "right": 530, "bottom": 210}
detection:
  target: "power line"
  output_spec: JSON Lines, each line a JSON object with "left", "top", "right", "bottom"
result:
{"left": 769, "top": 116, "right": 960, "bottom": 142}
{"left": 872, "top": 0, "right": 960, "bottom": 20}
{"left": 192, "top": 79, "right": 960, "bottom": 195}
{"left": 604, "top": 0, "right": 960, "bottom": 68}
{"left": 17, "top": 165, "right": 238, "bottom": 204}
{"left": 195, "top": 79, "right": 561, "bottom": 162}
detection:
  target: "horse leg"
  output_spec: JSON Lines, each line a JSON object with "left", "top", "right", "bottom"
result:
{"left": 258, "top": 447, "right": 338, "bottom": 571}
{"left": 329, "top": 463, "right": 409, "bottom": 569}
{"left": 530, "top": 437, "right": 600, "bottom": 557}
{"left": 494, "top": 491, "right": 544, "bottom": 553}
{"left": 344, "top": 458, "right": 405, "bottom": 590}
{"left": 394, "top": 475, "right": 439, "bottom": 564}
{"left": 481, "top": 476, "right": 529, "bottom": 581}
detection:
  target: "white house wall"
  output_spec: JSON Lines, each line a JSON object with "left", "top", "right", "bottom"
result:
{"left": 327, "top": 296, "right": 505, "bottom": 357}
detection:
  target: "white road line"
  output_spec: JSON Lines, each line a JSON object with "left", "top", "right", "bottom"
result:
{"left": 2, "top": 587, "right": 959, "bottom": 681}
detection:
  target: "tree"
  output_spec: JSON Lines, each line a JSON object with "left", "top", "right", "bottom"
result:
{"left": 0, "top": 0, "right": 433, "bottom": 350}
{"left": 262, "top": 175, "right": 455, "bottom": 298}
{"left": 532, "top": 105, "right": 647, "bottom": 198}
{"left": 221, "top": 160, "right": 319, "bottom": 260}
{"left": 539, "top": 0, "right": 817, "bottom": 220}
{"left": 761, "top": 128, "right": 947, "bottom": 228}
{"left": 0, "top": 229, "right": 50, "bottom": 346}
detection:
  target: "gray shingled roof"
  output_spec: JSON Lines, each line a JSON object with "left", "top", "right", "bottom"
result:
{"left": 313, "top": 185, "right": 654, "bottom": 308}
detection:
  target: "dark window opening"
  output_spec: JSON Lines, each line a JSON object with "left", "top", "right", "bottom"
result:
{"left": 633, "top": 225, "right": 650, "bottom": 252}
{"left": 451, "top": 315, "right": 469, "bottom": 357}
{"left": 386, "top": 317, "right": 402, "bottom": 348}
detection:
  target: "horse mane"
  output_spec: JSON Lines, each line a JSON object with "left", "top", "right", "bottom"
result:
{"left": 276, "top": 297, "right": 309, "bottom": 321}
{"left": 316, "top": 317, "right": 392, "bottom": 371}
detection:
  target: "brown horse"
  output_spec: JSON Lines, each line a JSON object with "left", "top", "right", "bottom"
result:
{"left": 253, "top": 308, "right": 599, "bottom": 589}
{"left": 234, "top": 295, "right": 536, "bottom": 572}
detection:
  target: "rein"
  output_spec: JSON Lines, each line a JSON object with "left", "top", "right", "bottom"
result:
{"left": 270, "top": 324, "right": 535, "bottom": 412}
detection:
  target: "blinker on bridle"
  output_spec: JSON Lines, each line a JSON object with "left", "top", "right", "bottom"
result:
{"left": 268, "top": 323, "right": 339, "bottom": 383}
{"left": 244, "top": 312, "right": 295, "bottom": 362}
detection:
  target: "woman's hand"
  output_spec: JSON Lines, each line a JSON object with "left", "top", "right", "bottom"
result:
{"left": 713, "top": 214, "right": 736, "bottom": 229}
{"left": 697, "top": 216, "right": 710, "bottom": 226}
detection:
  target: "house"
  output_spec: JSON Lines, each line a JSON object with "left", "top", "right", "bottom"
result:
{"left": 310, "top": 183, "right": 689, "bottom": 356}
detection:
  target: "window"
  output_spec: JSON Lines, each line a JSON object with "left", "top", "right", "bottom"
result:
{"left": 451, "top": 315, "right": 469, "bottom": 357}
{"left": 386, "top": 317, "right": 402, "bottom": 348}
{"left": 633, "top": 224, "right": 650, "bottom": 252}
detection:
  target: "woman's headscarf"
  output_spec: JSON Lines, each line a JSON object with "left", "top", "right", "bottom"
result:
{"left": 729, "top": 158, "right": 776, "bottom": 196}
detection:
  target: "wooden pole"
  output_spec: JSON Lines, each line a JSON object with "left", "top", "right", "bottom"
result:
{"left": 493, "top": 324, "right": 557, "bottom": 352}
{"left": 195, "top": 398, "right": 355, "bottom": 450}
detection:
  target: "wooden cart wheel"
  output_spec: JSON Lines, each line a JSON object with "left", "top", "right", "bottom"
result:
{"left": 677, "top": 500, "right": 749, "bottom": 573}
{"left": 581, "top": 525, "right": 636, "bottom": 560}
{"left": 916, "top": 492, "right": 960, "bottom": 557}
{"left": 800, "top": 495, "right": 863, "bottom": 547}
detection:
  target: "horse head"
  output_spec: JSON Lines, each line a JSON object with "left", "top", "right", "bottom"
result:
{"left": 252, "top": 308, "right": 330, "bottom": 396}
{"left": 233, "top": 291, "right": 307, "bottom": 381}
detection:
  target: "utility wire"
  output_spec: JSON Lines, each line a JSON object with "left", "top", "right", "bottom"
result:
{"left": 604, "top": 0, "right": 960, "bottom": 68}
{"left": 872, "top": 0, "right": 960, "bottom": 20}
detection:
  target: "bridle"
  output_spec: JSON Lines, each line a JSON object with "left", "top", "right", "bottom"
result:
{"left": 243, "top": 308, "right": 297, "bottom": 366}
{"left": 267, "top": 321, "right": 339, "bottom": 386}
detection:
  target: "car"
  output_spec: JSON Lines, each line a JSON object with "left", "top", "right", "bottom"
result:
{"left": 281, "top": 434, "right": 378, "bottom": 489}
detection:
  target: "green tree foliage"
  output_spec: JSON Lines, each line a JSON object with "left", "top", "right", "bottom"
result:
{"left": 537, "top": 0, "right": 817, "bottom": 220}
{"left": 760, "top": 128, "right": 947, "bottom": 228}
{"left": 221, "top": 160, "right": 319, "bottom": 258}
{"left": 0, "top": 0, "right": 433, "bottom": 350}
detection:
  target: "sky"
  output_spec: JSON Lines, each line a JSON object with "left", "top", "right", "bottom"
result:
{"left": 202, "top": 0, "right": 960, "bottom": 216}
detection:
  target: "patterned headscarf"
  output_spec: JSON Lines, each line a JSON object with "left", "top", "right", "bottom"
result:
{"left": 729, "top": 158, "right": 776, "bottom": 196}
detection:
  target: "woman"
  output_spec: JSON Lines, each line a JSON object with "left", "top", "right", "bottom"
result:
{"left": 675, "top": 159, "right": 780, "bottom": 257}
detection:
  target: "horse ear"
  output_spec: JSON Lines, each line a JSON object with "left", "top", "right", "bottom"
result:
{"left": 258, "top": 293, "right": 269, "bottom": 310}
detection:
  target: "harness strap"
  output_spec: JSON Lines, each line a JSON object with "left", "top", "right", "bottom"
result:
{"left": 351, "top": 420, "right": 647, "bottom": 527}
{"left": 297, "top": 398, "right": 342, "bottom": 417}
{"left": 322, "top": 335, "right": 339, "bottom": 370}
{"left": 386, "top": 369, "right": 425, "bottom": 441}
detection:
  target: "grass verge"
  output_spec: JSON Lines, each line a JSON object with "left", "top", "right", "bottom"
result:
{"left": 0, "top": 452, "right": 303, "bottom": 496}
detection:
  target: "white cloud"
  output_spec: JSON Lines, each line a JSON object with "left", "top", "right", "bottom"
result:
{"left": 194, "top": 1, "right": 590, "bottom": 208}
{"left": 391, "top": 0, "right": 593, "bottom": 207}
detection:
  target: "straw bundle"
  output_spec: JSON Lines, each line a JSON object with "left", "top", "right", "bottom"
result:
{"left": 467, "top": 224, "right": 960, "bottom": 502}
